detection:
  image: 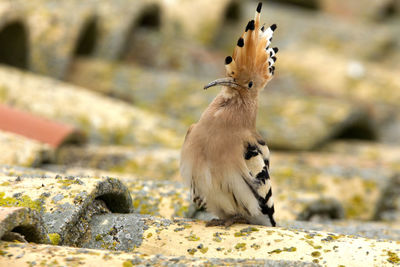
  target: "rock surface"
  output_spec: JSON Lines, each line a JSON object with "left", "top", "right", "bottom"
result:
{"left": 0, "top": 175, "right": 133, "bottom": 246}
{"left": 0, "top": 131, "right": 53, "bottom": 167}
{"left": 136, "top": 217, "right": 400, "bottom": 266}
{"left": 67, "top": 58, "right": 375, "bottom": 150}
{"left": 0, "top": 241, "right": 320, "bottom": 266}
{"left": 0, "top": 207, "right": 49, "bottom": 244}
{"left": 56, "top": 145, "right": 181, "bottom": 181}
{"left": 0, "top": 65, "right": 183, "bottom": 147}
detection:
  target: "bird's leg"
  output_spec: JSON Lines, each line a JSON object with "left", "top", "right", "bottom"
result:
{"left": 206, "top": 215, "right": 249, "bottom": 227}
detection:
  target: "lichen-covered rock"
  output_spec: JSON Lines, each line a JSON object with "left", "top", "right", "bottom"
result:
{"left": 322, "top": 141, "right": 400, "bottom": 170}
{"left": 67, "top": 58, "right": 374, "bottom": 150}
{"left": 61, "top": 213, "right": 400, "bottom": 264}
{"left": 0, "top": 207, "right": 49, "bottom": 244}
{"left": 0, "top": 0, "right": 241, "bottom": 78}
{"left": 279, "top": 45, "right": 400, "bottom": 106}
{"left": 136, "top": 217, "right": 400, "bottom": 266}
{"left": 320, "top": 0, "right": 395, "bottom": 21}
{"left": 93, "top": 0, "right": 161, "bottom": 60}
{"left": 257, "top": 92, "right": 373, "bottom": 150}
{"left": 24, "top": 0, "right": 95, "bottom": 78}
{"left": 272, "top": 151, "right": 389, "bottom": 221}
{"left": 82, "top": 213, "right": 148, "bottom": 251}
{"left": 0, "top": 241, "right": 320, "bottom": 267}
{"left": 66, "top": 58, "right": 211, "bottom": 126}
{"left": 162, "top": 0, "right": 239, "bottom": 44}
{"left": 56, "top": 145, "right": 181, "bottom": 181}
{"left": 0, "top": 65, "right": 184, "bottom": 147}
{"left": 123, "top": 179, "right": 190, "bottom": 219}
{"left": 0, "top": 131, "right": 53, "bottom": 167}
{"left": 284, "top": 220, "right": 400, "bottom": 241}
{"left": 0, "top": 175, "right": 133, "bottom": 246}
{"left": 374, "top": 174, "right": 400, "bottom": 222}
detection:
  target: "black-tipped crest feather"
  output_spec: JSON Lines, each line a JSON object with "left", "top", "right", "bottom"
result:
{"left": 256, "top": 2, "right": 262, "bottom": 13}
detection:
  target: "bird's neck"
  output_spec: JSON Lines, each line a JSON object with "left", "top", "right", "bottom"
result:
{"left": 203, "top": 87, "right": 259, "bottom": 130}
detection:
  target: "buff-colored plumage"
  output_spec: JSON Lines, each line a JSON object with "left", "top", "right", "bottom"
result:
{"left": 180, "top": 2, "right": 278, "bottom": 227}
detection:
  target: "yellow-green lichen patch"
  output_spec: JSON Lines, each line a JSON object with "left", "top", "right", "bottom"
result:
{"left": 95, "top": 234, "right": 103, "bottom": 242}
{"left": 0, "top": 192, "right": 44, "bottom": 212}
{"left": 200, "top": 247, "right": 208, "bottom": 254}
{"left": 268, "top": 247, "right": 297, "bottom": 254}
{"left": 48, "top": 233, "right": 61, "bottom": 245}
{"left": 234, "top": 226, "right": 259, "bottom": 237}
{"left": 268, "top": 248, "right": 283, "bottom": 254}
{"left": 187, "top": 248, "right": 197, "bottom": 255}
{"left": 345, "top": 194, "right": 369, "bottom": 219}
{"left": 122, "top": 261, "right": 133, "bottom": 267}
{"left": 57, "top": 179, "right": 82, "bottom": 188}
{"left": 305, "top": 239, "right": 323, "bottom": 250}
{"left": 185, "top": 233, "right": 200, "bottom": 241}
{"left": 311, "top": 251, "right": 321, "bottom": 257}
{"left": 213, "top": 232, "right": 223, "bottom": 242}
{"left": 137, "top": 217, "right": 400, "bottom": 265}
{"left": 234, "top": 243, "right": 246, "bottom": 251}
{"left": 387, "top": 251, "right": 400, "bottom": 264}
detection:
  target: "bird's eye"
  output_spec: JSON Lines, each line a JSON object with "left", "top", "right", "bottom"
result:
{"left": 248, "top": 81, "right": 253, "bottom": 88}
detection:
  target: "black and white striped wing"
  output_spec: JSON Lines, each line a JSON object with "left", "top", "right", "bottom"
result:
{"left": 244, "top": 141, "right": 276, "bottom": 226}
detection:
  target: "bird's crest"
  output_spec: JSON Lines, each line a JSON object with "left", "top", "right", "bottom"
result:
{"left": 225, "top": 2, "right": 277, "bottom": 88}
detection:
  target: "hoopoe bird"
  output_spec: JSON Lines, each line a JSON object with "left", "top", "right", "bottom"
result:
{"left": 180, "top": 2, "right": 278, "bottom": 227}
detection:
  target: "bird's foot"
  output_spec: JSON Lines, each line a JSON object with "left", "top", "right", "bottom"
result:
{"left": 206, "top": 218, "right": 226, "bottom": 227}
{"left": 206, "top": 216, "right": 249, "bottom": 227}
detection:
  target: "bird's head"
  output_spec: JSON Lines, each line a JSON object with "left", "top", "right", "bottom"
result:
{"left": 204, "top": 2, "right": 278, "bottom": 93}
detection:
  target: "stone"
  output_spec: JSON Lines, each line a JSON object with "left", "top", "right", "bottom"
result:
{"left": 257, "top": 92, "right": 374, "bottom": 150}
{"left": 0, "top": 174, "right": 133, "bottom": 246}
{"left": 0, "top": 240, "right": 320, "bottom": 266}
{"left": 93, "top": 0, "right": 161, "bottom": 60}
{"left": 374, "top": 174, "right": 400, "bottom": 222}
{"left": 0, "top": 0, "right": 241, "bottom": 78}
{"left": 135, "top": 217, "right": 400, "bottom": 266}
{"left": 122, "top": 179, "right": 190, "bottom": 219}
{"left": 0, "top": 207, "right": 49, "bottom": 244}
{"left": 0, "top": 131, "right": 53, "bottom": 167}
{"left": 81, "top": 213, "right": 148, "bottom": 251}
{"left": 66, "top": 57, "right": 213, "bottom": 126}
{"left": 161, "top": 0, "right": 240, "bottom": 44}
{"left": 67, "top": 58, "right": 374, "bottom": 150}
{"left": 24, "top": 0, "right": 95, "bottom": 78}
{"left": 284, "top": 220, "right": 400, "bottom": 241}
{"left": 0, "top": 65, "right": 184, "bottom": 148}
{"left": 320, "top": 0, "right": 396, "bottom": 21}
{"left": 56, "top": 145, "right": 181, "bottom": 181}
{"left": 279, "top": 46, "right": 400, "bottom": 106}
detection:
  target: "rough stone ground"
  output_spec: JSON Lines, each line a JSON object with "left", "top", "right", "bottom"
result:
{"left": 1, "top": 0, "right": 400, "bottom": 266}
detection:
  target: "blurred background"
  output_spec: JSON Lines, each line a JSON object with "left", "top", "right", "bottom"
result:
{"left": 0, "top": 0, "right": 400, "bottom": 225}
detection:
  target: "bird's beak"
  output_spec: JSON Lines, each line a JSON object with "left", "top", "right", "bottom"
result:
{"left": 203, "top": 77, "right": 243, "bottom": 90}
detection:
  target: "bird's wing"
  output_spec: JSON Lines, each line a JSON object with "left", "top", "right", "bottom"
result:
{"left": 243, "top": 140, "right": 276, "bottom": 226}
{"left": 181, "top": 123, "right": 207, "bottom": 210}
